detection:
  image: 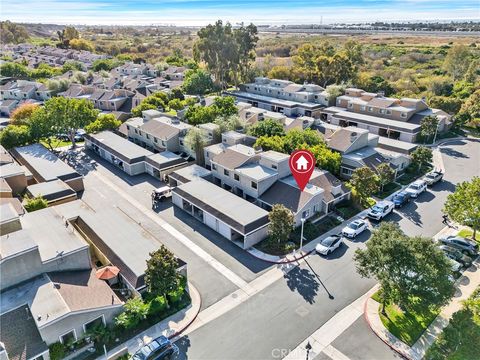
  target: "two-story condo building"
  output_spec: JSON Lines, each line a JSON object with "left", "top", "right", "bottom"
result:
{"left": 321, "top": 88, "right": 452, "bottom": 143}
{"left": 227, "top": 77, "right": 330, "bottom": 118}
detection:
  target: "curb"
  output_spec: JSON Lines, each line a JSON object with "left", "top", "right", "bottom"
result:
{"left": 363, "top": 297, "right": 412, "bottom": 360}
{"left": 168, "top": 282, "right": 202, "bottom": 341}
{"left": 247, "top": 248, "right": 314, "bottom": 264}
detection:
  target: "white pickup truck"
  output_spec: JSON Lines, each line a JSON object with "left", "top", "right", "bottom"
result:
{"left": 367, "top": 201, "right": 395, "bottom": 221}
{"left": 424, "top": 170, "right": 444, "bottom": 186}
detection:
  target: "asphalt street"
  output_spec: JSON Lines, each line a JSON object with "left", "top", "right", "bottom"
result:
{"left": 172, "top": 138, "right": 479, "bottom": 360}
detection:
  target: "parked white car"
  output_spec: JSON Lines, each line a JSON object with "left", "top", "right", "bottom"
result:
{"left": 405, "top": 180, "right": 427, "bottom": 198}
{"left": 341, "top": 219, "right": 368, "bottom": 238}
{"left": 367, "top": 201, "right": 394, "bottom": 221}
{"left": 315, "top": 235, "right": 344, "bottom": 255}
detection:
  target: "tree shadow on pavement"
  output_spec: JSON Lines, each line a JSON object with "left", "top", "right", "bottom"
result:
{"left": 174, "top": 335, "right": 191, "bottom": 360}
{"left": 440, "top": 146, "right": 469, "bottom": 159}
{"left": 283, "top": 265, "right": 319, "bottom": 304}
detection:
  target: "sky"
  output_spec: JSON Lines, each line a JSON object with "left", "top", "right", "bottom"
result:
{"left": 1, "top": 0, "right": 479, "bottom": 26}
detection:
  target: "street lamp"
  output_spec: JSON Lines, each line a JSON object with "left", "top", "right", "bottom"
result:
{"left": 299, "top": 218, "right": 306, "bottom": 254}
{"left": 432, "top": 121, "right": 441, "bottom": 144}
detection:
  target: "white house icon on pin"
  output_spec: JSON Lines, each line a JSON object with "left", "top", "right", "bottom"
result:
{"left": 296, "top": 155, "right": 309, "bottom": 170}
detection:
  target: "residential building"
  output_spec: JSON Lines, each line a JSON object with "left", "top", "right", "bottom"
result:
{"left": 172, "top": 179, "right": 270, "bottom": 248}
{"left": 84, "top": 131, "right": 189, "bottom": 179}
{"left": 10, "top": 143, "right": 84, "bottom": 192}
{"left": 227, "top": 77, "right": 330, "bottom": 118}
{"left": 321, "top": 88, "right": 452, "bottom": 143}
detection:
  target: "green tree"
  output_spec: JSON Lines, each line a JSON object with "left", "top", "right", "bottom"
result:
{"left": 64, "top": 26, "right": 79, "bottom": 40}
{"left": 254, "top": 135, "right": 285, "bottom": 152}
{"left": 248, "top": 119, "right": 285, "bottom": 137}
{"left": 211, "top": 96, "right": 237, "bottom": 117}
{"left": 420, "top": 115, "right": 439, "bottom": 143}
{"left": 268, "top": 204, "right": 294, "bottom": 244}
{"left": 0, "top": 125, "right": 31, "bottom": 149}
{"left": 282, "top": 128, "right": 324, "bottom": 153}
{"left": 267, "top": 66, "right": 295, "bottom": 81}
{"left": 457, "top": 89, "right": 480, "bottom": 128}
{"left": 168, "top": 98, "right": 184, "bottom": 111}
{"left": 184, "top": 104, "right": 218, "bottom": 125}
{"left": 41, "top": 97, "right": 98, "bottom": 147}
{"left": 410, "top": 146, "right": 433, "bottom": 172}
{"left": 131, "top": 91, "right": 168, "bottom": 117}
{"left": 184, "top": 127, "right": 208, "bottom": 166}
{"left": 443, "top": 44, "right": 471, "bottom": 81}
{"left": 310, "top": 144, "right": 342, "bottom": 175}
{"left": 182, "top": 69, "right": 215, "bottom": 95}
{"left": 428, "top": 96, "right": 462, "bottom": 115}
{"left": 0, "top": 21, "right": 29, "bottom": 44}
{"left": 234, "top": 23, "right": 259, "bottom": 85}
{"left": 114, "top": 297, "right": 149, "bottom": 329}
{"left": 69, "top": 38, "right": 94, "bottom": 52}
{"left": 354, "top": 222, "right": 454, "bottom": 312}
{"left": 349, "top": 166, "right": 380, "bottom": 207}
{"left": 443, "top": 177, "right": 480, "bottom": 239}
{"left": 144, "top": 245, "right": 179, "bottom": 298}
{"left": 85, "top": 114, "right": 121, "bottom": 133}
{"left": 24, "top": 195, "right": 48, "bottom": 212}
{"left": 92, "top": 59, "right": 120, "bottom": 72}
{"left": 376, "top": 163, "right": 395, "bottom": 191}
{"left": 0, "top": 62, "right": 29, "bottom": 78}
{"left": 28, "top": 106, "right": 59, "bottom": 149}
{"left": 62, "top": 61, "right": 83, "bottom": 73}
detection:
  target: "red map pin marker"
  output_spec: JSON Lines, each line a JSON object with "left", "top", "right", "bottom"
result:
{"left": 289, "top": 149, "right": 316, "bottom": 191}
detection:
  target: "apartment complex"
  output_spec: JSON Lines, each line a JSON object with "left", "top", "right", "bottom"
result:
{"left": 321, "top": 88, "right": 452, "bottom": 143}
{"left": 227, "top": 77, "right": 330, "bottom": 118}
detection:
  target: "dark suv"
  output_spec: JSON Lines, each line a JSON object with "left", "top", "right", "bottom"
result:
{"left": 132, "top": 336, "right": 179, "bottom": 360}
{"left": 439, "top": 236, "right": 478, "bottom": 257}
{"left": 438, "top": 245, "right": 473, "bottom": 267}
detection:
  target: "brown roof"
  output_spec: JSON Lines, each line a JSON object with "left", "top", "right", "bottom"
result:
{"left": 259, "top": 181, "right": 315, "bottom": 213}
{"left": 367, "top": 98, "right": 396, "bottom": 108}
{"left": 327, "top": 128, "right": 366, "bottom": 153}
{"left": 0, "top": 305, "right": 48, "bottom": 360}
{"left": 362, "top": 152, "right": 390, "bottom": 171}
{"left": 47, "top": 269, "right": 122, "bottom": 312}
{"left": 212, "top": 148, "right": 252, "bottom": 170}
{"left": 309, "top": 171, "right": 350, "bottom": 203}
{"left": 140, "top": 120, "right": 179, "bottom": 141}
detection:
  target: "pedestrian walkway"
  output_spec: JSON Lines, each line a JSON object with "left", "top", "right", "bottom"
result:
{"left": 364, "top": 224, "right": 480, "bottom": 360}
{"left": 283, "top": 286, "right": 378, "bottom": 360}
{"left": 105, "top": 283, "right": 201, "bottom": 357}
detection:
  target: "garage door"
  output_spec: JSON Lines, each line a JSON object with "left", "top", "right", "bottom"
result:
{"left": 204, "top": 212, "right": 217, "bottom": 230}
{"left": 217, "top": 220, "right": 232, "bottom": 240}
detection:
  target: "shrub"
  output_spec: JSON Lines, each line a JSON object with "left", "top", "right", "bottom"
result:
{"left": 148, "top": 295, "right": 168, "bottom": 315}
{"left": 49, "top": 342, "right": 66, "bottom": 360}
{"left": 24, "top": 195, "right": 48, "bottom": 212}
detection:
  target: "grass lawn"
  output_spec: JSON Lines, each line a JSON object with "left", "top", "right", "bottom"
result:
{"left": 379, "top": 301, "right": 440, "bottom": 346}
{"left": 397, "top": 165, "right": 433, "bottom": 186}
{"left": 457, "top": 228, "right": 479, "bottom": 243}
{"left": 376, "top": 182, "right": 401, "bottom": 199}
{"left": 40, "top": 138, "right": 79, "bottom": 149}
{"left": 335, "top": 200, "right": 362, "bottom": 220}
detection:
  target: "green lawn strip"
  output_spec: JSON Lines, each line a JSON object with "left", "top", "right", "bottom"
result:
{"left": 376, "top": 183, "right": 402, "bottom": 199}
{"left": 397, "top": 165, "right": 433, "bottom": 186}
{"left": 40, "top": 137, "right": 83, "bottom": 149}
{"left": 379, "top": 301, "right": 440, "bottom": 346}
{"left": 335, "top": 200, "right": 362, "bottom": 220}
{"left": 457, "top": 228, "right": 479, "bottom": 243}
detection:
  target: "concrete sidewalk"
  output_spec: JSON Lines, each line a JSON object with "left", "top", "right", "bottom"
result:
{"left": 104, "top": 282, "right": 201, "bottom": 358}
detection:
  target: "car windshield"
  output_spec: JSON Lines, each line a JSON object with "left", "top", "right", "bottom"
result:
{"left": 426, "top": 173, "right": 435, "bottom": 179}
{"left": 372, "top": 205, "right": 384, "bottom": 212}
{"left": 348, "top": 223, "right": 359, "bottom": 230}
{"left": 396, "top": 193, "right": 406, "bottom": 199}
{"left": 410, "top": 184, "right": 420, "bottom": 190}
{"left": 321, "top": 237, "right": 336, "bottom": 246}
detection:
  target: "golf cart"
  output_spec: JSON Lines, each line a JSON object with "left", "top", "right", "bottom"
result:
{"left": 152, "top": 186, "right": 172, "bottom": 204}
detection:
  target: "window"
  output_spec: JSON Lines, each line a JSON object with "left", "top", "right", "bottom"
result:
{"left": 146, "top": 134, "right": 150, "bottom": 140}
{"left": 401, "top": 112, "right": 407, "bottom": 118}
{"left": 341, "top": 168, "right": 353, "bottom": 176}
{"left": 161, "top": 140, "right": 166, "bottom": 146}
{"left": 348, "top": 103, "right": 353, "bottom": 108}
{"left": 379, "top": 109, "right": 385, "bottom": 114}
{"left": 337, "top": 98, "right": 341, "bottom": 105}
{"left": 84, "top": 316, "right": 105, "bottom": 333}
{"left": 126, "top": 125, "right": 130, "bottom": 130}
{"left": 271, "top": 164, "right": 277, "bottom": 170}
{"left": 251, "top": 181, "right": 257, "bottom": 189}
{"left": 368, "top": 107, "right": 373, "bottom": 112}
{"left": 206, "top": 152, "right": 209, "bottom": 158}
{"left": 224, "top": 169, "right": 229, "bottom": 176}
{"left": 154, "top": 137, "right": 157, "bottom": 143}
{"left": 234, "top": 173, "right": 240, "bottom": 181}
{"left": 212, "top": 164, "right": 217, "bottom": 170}
{"left": 139, "top": 131, "right": 142, "bottom": 136}
{"left": 60, "top": 330, "right": 76, "bottom": 344}
{"left": 386, "top": 109, "right": 392, "bottom": 115}
{"left": 360, "top": 105, "right": 366, "bottom": 111}
{"left": 302, "top": 210, "right": 310, "bottom": 218}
